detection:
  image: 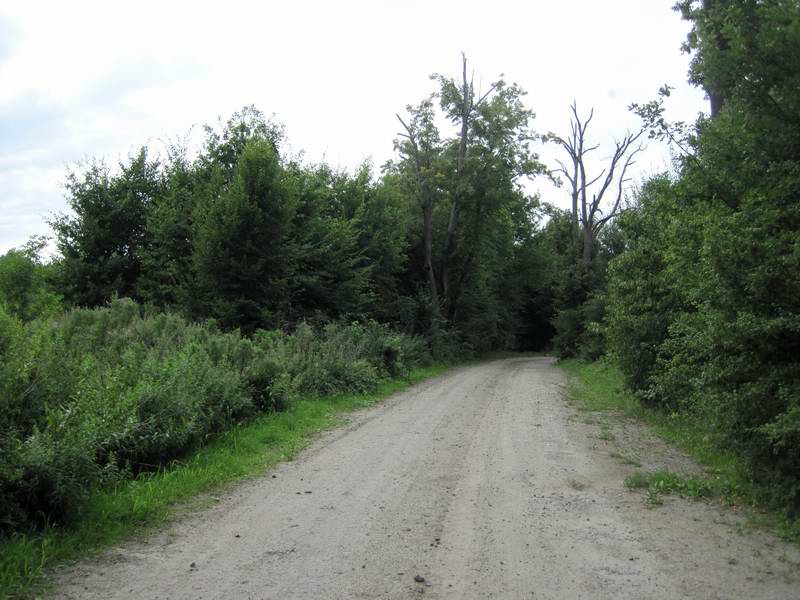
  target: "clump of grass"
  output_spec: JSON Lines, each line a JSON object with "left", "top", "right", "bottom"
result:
{"left": 598, "top": 427, "right": 615, "bottom": 442}
{"left": 0, "top": 365, "right": 448, "bottom": 599}
{"left": 609, "top": 450, "right": 642, "bottom": 467}
{"left": 625, "top": 470, "right": 714, "bottom": 501}
{"left": 558, "top": 359, "right": 640, "bottom": 414}
{"left": 624, "top": 471, "right": 651, "bottom": 490}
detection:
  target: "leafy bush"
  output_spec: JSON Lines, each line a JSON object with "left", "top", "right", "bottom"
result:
{"left": 604, "top": 176, "right": 691, "bottom": 397}
{"left": 0, "top": 241, "right": 62, "bottom": 322}
{"left": 577, "top": 295, "right": 606, "bottom": 361}
{"left": 607, "top": 178, "right": 800, "bottom": 506}
{"left": 604, "top": 147, "right": 800, "bottom": 508}
{"left": 0, "top": 299, "right": 428, "bottom": 532}
{"left": 253, "top": 321, "right": 431, "bottom": 403}
{"left": 553, "top": 294, "right": 606, "bottom": 361}
{"left": 552, "top": 306, "right": 583, "bottom": 358}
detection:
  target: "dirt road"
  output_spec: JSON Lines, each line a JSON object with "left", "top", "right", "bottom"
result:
{"left": 54, "top": 358, "right": 800, "bottom": 599}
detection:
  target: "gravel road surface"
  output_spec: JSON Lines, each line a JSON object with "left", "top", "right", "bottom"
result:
{"left": 54, "top": 357, "right": 800, "bottom": 599}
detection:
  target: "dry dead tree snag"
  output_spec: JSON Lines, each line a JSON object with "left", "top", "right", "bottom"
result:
{"left": 553, "top": 102, "right": 645, "bottom": 264}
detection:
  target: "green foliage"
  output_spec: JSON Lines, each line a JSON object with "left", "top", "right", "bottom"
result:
{"left": 284, "top": 163, "right": 375, "bottom": 324}
{"left": 538, "top": 200, "right": 621, "bottom": 360}
{"left": 597, "top": 0, "right": 800, "bottom": 510}
{"left": 676, "top": 0, "right": 800, "bottom": 125}
{"left": 0, "top": 365, "right": 449, "bottom": 600}
{"left": 137, "top": 152, "right": 196, "bottom": 308}
{"left": 604, "top": 175, "right": 690, "bottom": 396}
{"left": 46, "top": 107, "right": 421, "bottom": 338}
{"left": 392, "top": 64, "right": 549, "bottom": 351}
{"left": 625, "top": 470, "right": 714, "bottom": 508}
{"left": 38, "top": 91, "right": 563, "bottom": 359}
{"left": 552, "top": 294, "right": 606, "bottom": 360}
{"left": 0, "top": 299, "right": 428, "bottom": 534}
{"left": 50, "top": 149, "right": 162, "bottom": 307}
{"left": 0, "top": 239, "right": 61, "bottom": 322}
{"left": 192, "top": 138, "right": 295, "bottom": 331}
{"left": 552, "top": 307, "right": 583, "bottom": 358}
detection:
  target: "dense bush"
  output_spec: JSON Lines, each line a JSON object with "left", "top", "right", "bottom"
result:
{"left": 0, "top": 241, "right": 61, "bottom": 323}
{"left": 552, "top": 296, "right": 606, "bottom": 361}
{"left": 607, "top": 179, "right": 800, "bottom": 505}
{"left": 604, "top": 176, "right": 691, "bottom": 397}
{"left": 0, "top": 299, "right": 429, "bottom": 532}
{"left": 600, "top": 0, "right": 800, "bottom": 509}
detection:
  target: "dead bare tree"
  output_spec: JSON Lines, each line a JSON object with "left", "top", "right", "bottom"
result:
{"left": 553, "top": 102, "right": 645, "bottom": 264}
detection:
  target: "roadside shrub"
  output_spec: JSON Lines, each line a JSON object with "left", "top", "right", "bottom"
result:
{"left": 604, "top": 176, "right": 689, "bottom": 396}
{"left": 0, "top": 300, "right": 428, "bottom": 532}
{"left": 254, "top": 321, "right": 428, "bottom": 402}
{"left": 552, "top": 306, "right": 583, "bottom": 358}
{"left": 577, "top": 295, "right": 606, "bottom": 361}
{"left": 0, "top": 305, "right": 25, "bottom": 431}
{"left": 605, "top": 173, "right": 800, "bottom": 507}
{"left": 0, "top": 245, "right": 62, "bottom": 323}
{"left": 552, "top": 295, "right": 606, "bottom": 361}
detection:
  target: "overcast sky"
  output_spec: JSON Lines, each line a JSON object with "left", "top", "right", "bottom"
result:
{"left": 0, "top": 0, "right": 707, "bottom": 254}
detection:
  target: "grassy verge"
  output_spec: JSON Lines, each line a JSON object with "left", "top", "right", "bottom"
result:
{"left": 0, "top": 365, "right": 449, "bottom": 599}
{"left": 558, "top": 358, "right": 800, "bottom": 542}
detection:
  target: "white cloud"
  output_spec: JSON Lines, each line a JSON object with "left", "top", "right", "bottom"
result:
{"left": 0, "top": 0, "right": 707, "bottom": 253}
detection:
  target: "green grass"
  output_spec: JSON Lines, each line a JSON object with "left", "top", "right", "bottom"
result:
{"left": 0, "top": 365, "right": 449, "bottom": 599}
{"left": 609, "top": 450, "right": 642, "bottom": 467}
{"left": 597, "top": 426, "right": 615, "bottom": 441}
{"left": 559, "top": 358, "right": 800, "bottom": 542}
{"left": 624, "top": 470, "right": 714, "bottom": 507}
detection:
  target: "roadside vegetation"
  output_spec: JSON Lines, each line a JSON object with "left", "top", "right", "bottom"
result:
{"left": 1, "top": 0, "right": 798, "bottom": 595}
{"left": 561, "top": 359, "right": 800, "bottom": 542}
{"left": 1, "top": 298, "right": 431, "bottom": 533}
{"left": 0, "top": 351, "right": 447, "bottom": 598}
{"left": 551, "top": 0, "right": 800, "bottom": 532}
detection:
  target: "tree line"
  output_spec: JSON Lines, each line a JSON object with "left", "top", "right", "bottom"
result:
{"left": 0, "top": 53, "right": 573, "bottom": 532}
{"left": 35, "top": 64, "right": 562, "bottom": 355}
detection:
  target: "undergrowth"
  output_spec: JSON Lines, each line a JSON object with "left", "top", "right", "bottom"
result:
{"left": 0, "top": 365, "right": 448, "bottom": 599}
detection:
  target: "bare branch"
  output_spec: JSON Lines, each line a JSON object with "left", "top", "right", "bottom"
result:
{"left": 475, "top": 81, "right": 500, "bottom": 108}
{"left": 594, "top": 141, "right": 645, "bottom": 231}
{"left": 555, "top": 102, "right": 648, "bottom": 263}
{"left": 585, "top": 170, "right": 605, "bottom": 189}
{"left": 395, "top": 114, "right": 413, "bottom": 137}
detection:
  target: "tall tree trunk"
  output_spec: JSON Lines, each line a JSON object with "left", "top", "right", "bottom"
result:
{"left": 582, "top": 225, "right": 593, "bottom": 265}
{"left": 571, "top": 189, "right": 579, "bottom": 237}
{"left": 422, "top": 200, "right": 439, "bottom": 318}
{"left": 441, "top": 53, "right": 471, "bottom": 316}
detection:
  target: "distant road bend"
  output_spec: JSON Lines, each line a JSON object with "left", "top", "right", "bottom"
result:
{"left": 56, "top": 358, "right": 799, "bottom": 599}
